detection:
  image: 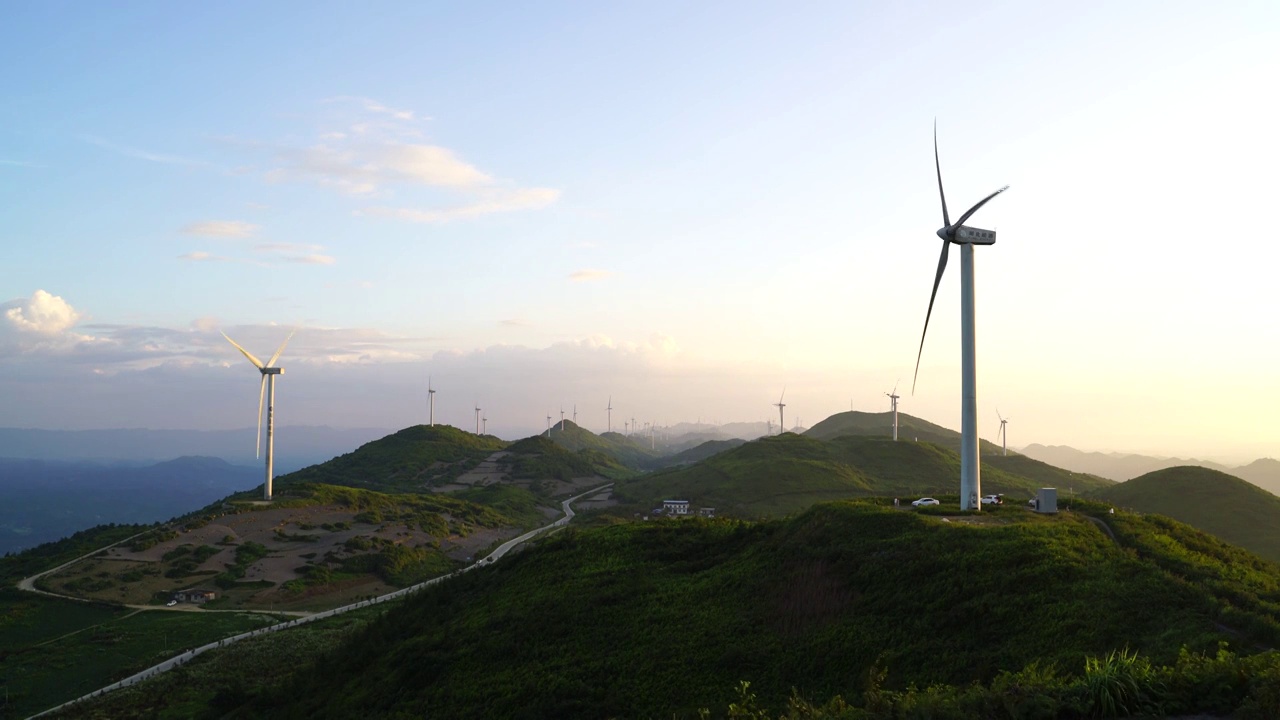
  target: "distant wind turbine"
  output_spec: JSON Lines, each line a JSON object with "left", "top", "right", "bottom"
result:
{"left": 222, "top": 330, "right": 293, "bottom": 501}
{"left": 546, "top": 414, "right": 552, "bottom": 437}
{"left": 559, "top": 407, "right": 565, "bottom": 430}
{"left": 607, "top": 396, "right": 612, "bottom": 433}
{"left": 997, "top": 410, "right": 1009, "bottom": 456}
{"left": 886, "top": 382, "right": 901, "bottom": 441}
{"left": 912, "top": 124, "right": 1009, "bottom": 510}
{"left": 482, "top": 415, "right": 488, "bottom": 435}
{"left": 773, "top": 388, "right": 786, "bottom": 435}
{"left": 427, "top": 376, "right": 436, "bottom": 427}
{"left": 474, "top": 402, "right": 481, "bottom": 435}
{"left": 572, "top": 404, "right": 577, "bottom": 426}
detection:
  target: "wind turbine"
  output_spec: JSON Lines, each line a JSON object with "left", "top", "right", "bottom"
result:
{"left": 222, "top": 330, "right": 293, "bottom": 501}
{"left": 997, "top": 410, "right": 1009, "bottom": 456}
{"left": 427, "top": 376, "right": 436, "bottom": 427}
{"left": 573, "top": 404, "right": 577, "bottom": 426}
{"left": 886, "top": 382, "right": 900, "bottom": 441}
{"left": 546, "top": 414, "right": 552, "bottom": 437}
{"left": 912, "top": 124, "right": 1009, "bottom": 510}
{"left": 773, "top": 388, "right": 786, "bottom": 435}
{"left": 607, "top": 396, "right": 612, "bottom": 433}
{"left": 474, "top": 402, "right": 482, "bottom": 435}
{"left": 559, "top": 407, "right": 565, "bottom": 430}
{"left": 482, "top": 415, "right": 488, "bottom": 435}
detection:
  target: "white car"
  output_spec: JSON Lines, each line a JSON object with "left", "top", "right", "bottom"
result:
{"left": 980, "top": 494, "right": 1004, "bottom": 505}
{"left": 911, "top": 497, "right": 940, "bottom": 507}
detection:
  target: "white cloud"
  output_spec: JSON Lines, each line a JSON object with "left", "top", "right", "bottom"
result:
{"left": 360, "top": 187, "right": 561, "bottom": 224}
{"left": 568, "top": 269, "right": 613, "bottom": 282}
{"left": 181, "top": 221, "right": 259, "bottom": 238}
{"left": 260, "top": 99, "right": 559, "bottom": 222}
{"left": 283, "top": 254, "right": 336, "bottom": 266}
{"left": 254, "top": 242, "right": 323, "bottom": 253}
{"left": 323, "top": 96, "right": 417, "bottom": 121}
{"left": 4, "top": 290, "right": 82, "bottom": 334}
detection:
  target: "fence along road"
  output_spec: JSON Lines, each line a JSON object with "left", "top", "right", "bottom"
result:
{"left": 28, "top": 483, "right": 614, "bottom": 719}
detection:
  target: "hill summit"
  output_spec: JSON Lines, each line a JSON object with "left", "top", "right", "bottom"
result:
{"left": 1091, "top": 465, "right": 1280, "bottom": 562}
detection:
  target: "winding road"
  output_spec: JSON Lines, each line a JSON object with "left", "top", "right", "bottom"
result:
{"left": 26, "top": 484, "right": 612, "bottom": 719}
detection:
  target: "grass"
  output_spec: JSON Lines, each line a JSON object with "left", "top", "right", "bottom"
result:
{"left": 0, "top": 601, "right": 274, "bottom": 718}
{"left": 546, "top": 420, "right": 660, "bottom": 470}
{"left": 216, "top": 500, "right": 1271, "bottom": 719}
{"left": 1090, "top": 465, "right": 1280, "bottom": 563}
{"left": 615, "top": 433, "right": 1111, "bottom": 518}
{"left": 44, "top": 603, "right": 388, "bottom": 720}
{"left": 274, "top": 424, "right": 507, "bottom": 494}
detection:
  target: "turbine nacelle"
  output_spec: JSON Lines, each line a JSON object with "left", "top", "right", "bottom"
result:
{"left": 938, "top": 225, "right": 997, "bottom": 245}
{"left": 260, "top": 367, "right": 283, "bottom": 376}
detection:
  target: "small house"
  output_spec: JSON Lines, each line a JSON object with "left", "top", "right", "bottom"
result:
{"left": 174, "top": 588, "right": 217, "bottom": 604}
{"left": 662, "top": 499, "right": 690, "bottom": 516}
{"left": 698, "top": 507, "right": 716, "bottom": 518}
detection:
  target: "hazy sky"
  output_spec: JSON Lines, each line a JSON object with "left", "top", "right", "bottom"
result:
{"left": 2, "top": 1, "right": 1277, "bottom": 463}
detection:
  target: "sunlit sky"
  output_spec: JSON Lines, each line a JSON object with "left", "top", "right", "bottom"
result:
{"left": 2, "top": 1, "right": 1277, "bottom": 463}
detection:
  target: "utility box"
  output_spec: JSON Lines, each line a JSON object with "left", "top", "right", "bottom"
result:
{"left": 1035, "top": 488, "right": 1058, "bottom": 514}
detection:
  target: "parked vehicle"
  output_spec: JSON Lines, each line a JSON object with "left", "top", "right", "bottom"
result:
{"left": 911, "top": 497, "right": 940, "bottom": 507}
{"left": 981, "top": 494, "right": 1004, "bottom": 505}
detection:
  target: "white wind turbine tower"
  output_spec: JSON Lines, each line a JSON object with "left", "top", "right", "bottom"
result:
{"left": 222, "top": 330, "right": 294, "bottom": 501}
{"left": 559, "top": 407, "right": 565, "bottom": 430}
{"left": 607, "top": 397, "right": 612, "bottom": 433}
{"left": 474, "top": 402, "right": 482, "bottom": 435}
{"left": 482, "top": 415, "right": 488, "bottom": 435}
{"left": 997, "top": 410, "right": 1009, "bottom": 456}
{"left": 912, "top": 124, "right": 1009, "bottom": 510}
{"left": 773, "top": 388, "right": 786, "bottom": 435}
{"left": 886, "top": 382, "right": 901, "bottom": 441}
{"left": 546, "top": 414, "right": 552, "bottom": 437}
{"left": 427, "top": 376, "right": 436, "bottom": 427}
{"left": 573, "top": 404, "right": 577, "bottom": 426}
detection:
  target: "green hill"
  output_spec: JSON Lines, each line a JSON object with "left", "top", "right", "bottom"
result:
{"left": 499, "top": 435, "right": 629, "bottom": 482}
{"left": 216, "top": 500, "right": 1280, "bottom": 719}
{"left": 654, "top": 438, "right": 746, "bottom": 468}
{"left": 546, "top": 421, "right": 660, "bottom": 469}
{"left": 615, "top": 433, "right": 1101, "bottom": 517}
{"left": 279, "top": 425, "right": 506, "bottom": 493}
{"left": 982, "top": 452, "right": 1113, "bottom": 495}
{"left": 1091, "top": 466, "right": 1280, "bottom": 563}
{"left": 805, "top": 410, "right": 1001, "bottom": 454}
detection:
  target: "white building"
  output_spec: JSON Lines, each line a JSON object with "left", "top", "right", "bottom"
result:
{"left": 662, "top": 499, "right": 690, "bottom": 515}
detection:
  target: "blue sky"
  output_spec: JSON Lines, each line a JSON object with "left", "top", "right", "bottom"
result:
{"left": 1, "top": 1, "right": 1277, "bottom": 461}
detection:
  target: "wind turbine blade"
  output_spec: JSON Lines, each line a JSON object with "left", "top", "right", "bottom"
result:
{"left": 222, "top": 332, "right": 265, "bottom": 369}
{"left": 954, "top": 186, "right": 1010, "bottom": 228}
{"left": 935, "top": 122, "right": 950, "bottom": 228}
{"left": 266, "top": 331, "right": 295, "bottom": 368}
{"left": 779, "top": 387, "right": 786, "bottom": 404}
{"left": 912, "top": 240, "right": 950, "bottom": 394}
{"left": 256, "top": 375, "right": 266, "bottom": 459}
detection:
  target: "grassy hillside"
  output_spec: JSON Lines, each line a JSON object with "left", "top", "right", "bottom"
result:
{"left": 547, "top": 421, "right": 660, "bottom": 469}
{"left": 805, "top": 410, "right": 1002, "bottom": 454}
{"left": 1091, "top": 466, "right": 1280, "bottom": 562}
{"left": 982, "top": 453, "right": 1113, "bottom": 495}
{"left": 654, "top": 438, "right": 746, "bottom": 468}
{"left": 278, "top": 425, "right": 506, "bottom": 493}
{"left": 499, "top": 435, "right": 629, "bottom": 482}
{"left": 227, "top": 501, "right": 1280, "bottom": 719}
{"left": 616, "top": 433, "right": 1097, "bottom": 518}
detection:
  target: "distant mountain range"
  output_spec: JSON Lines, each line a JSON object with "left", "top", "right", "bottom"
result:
{"left": 1021, "top": 443, "right": 1280, "bottom": 494}
{"left": 0, "top": 456, "right": 261, "bottom": 554}
{"left": 0, "top": 425, "right": 391, "bottom": 472}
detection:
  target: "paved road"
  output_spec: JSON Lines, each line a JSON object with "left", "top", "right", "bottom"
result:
{"left": 27, "top": 484, "right": 612, "bottom": 719}
{"left": 17, "top": 531, "right": 148, "bottom": 599}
